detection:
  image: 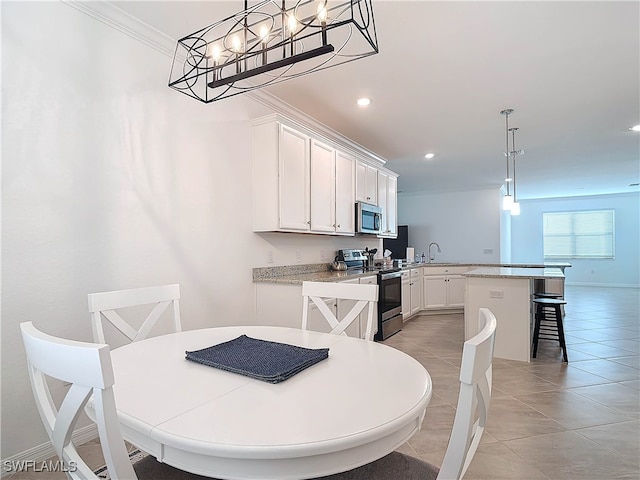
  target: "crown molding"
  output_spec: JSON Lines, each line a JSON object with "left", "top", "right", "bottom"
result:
{"left": 60, "top": 0, "right": 387, "bottom": 165}
{"left": 61, "top": 0, "right": 176, "bottom": 58}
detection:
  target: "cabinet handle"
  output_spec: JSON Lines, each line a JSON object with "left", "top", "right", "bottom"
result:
{"left": 337, "top": 224, "right": 341, "bottom": 228}
{"left": 307, "top": 221, "right": 311, "bottom": 225}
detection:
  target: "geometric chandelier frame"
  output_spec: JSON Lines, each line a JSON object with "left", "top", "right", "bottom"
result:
{"left": 168, "top": 0, "right": 378, "bottom": 103}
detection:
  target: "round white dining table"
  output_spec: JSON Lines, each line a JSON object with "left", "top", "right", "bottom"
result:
{"left": 103, "top": 326, "right": 432, "bottom": 480}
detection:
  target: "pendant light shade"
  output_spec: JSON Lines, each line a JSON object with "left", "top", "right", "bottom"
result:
{"left": 502, "top": 194, "right": 514, "bottom": 211}
{"left": 499, "top": 108, "right": 525, "bottom": 216}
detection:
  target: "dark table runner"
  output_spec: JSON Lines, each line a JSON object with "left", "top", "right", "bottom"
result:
{"left": 185, "top": 334, "right": 329, "bottom": 383}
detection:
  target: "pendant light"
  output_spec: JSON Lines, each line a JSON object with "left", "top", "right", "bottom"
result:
{"left": 510, "top": 126, "right": 521, "bottom": 216}
{"left": 499, "top": 108, "right": 525, "bottom": 215}
{"left": 500, "top": 109, "right": 514, "bottom": 210}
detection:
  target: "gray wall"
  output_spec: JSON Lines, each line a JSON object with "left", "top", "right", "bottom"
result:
{"left": 511, "top": 193, "right": 640, "bottom": 287}
{"left": 398, "top": 187, "right": 639, "bottom": 287}
{"left": 398, "top": 189, "right": 502, "bottom": 263}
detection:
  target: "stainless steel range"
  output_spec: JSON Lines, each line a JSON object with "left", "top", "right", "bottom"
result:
{"left": 336, "top": 249, "right": 403, "bottom": 341}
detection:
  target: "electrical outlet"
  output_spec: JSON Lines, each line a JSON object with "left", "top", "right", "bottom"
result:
{"left": 489, "top": 290, "right": 504, "bottom": 299}
{"left": 483, "top": 248, "right": 494, "bottom": 255}
{"left": 267, "top": 251, "right": 273, "bottom": 263}
{"left": 320, "top": 250, "right": 326, "bottom": 261}
{"left": 296, "top": 250, "right": 302, "bottom": 262}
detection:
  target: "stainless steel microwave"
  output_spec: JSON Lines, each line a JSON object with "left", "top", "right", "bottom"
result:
{"left": 356, "top": 202, "right": 382, "bottom": 235}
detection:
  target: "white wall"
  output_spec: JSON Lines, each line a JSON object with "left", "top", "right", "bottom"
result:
{"left": 511, "top": 193, "right": 640, "bottom": 287}
{"left": 1, "top": 2, "right": 381, "bottom": 460}
{"left": 398, "top": 189, "right": 503, "bottom": 263}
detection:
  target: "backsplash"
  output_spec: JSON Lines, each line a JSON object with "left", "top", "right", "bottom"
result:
{"left": 252, "top": 263, "right": 330, "bottom": 281}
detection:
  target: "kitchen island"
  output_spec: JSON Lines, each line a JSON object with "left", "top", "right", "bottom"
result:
{"left": 463, "top": 267, "right": 566, "bottom": 362}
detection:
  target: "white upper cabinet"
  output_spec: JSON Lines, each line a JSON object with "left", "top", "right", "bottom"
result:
{"left": 310, "top": 139, "right": 336, "bottom": 233}
{"left": 334, "top": 150, "right": 356, "bottom": 235}
{"left": 356, "top": 160, "right": 378, "bottom": 204}
{"left": 377, "top": 170, "right": 398, "bottom": 238}
{"left": 280, "top": 125, "right": 311, "bottom": 231}
{"left": 252, "top": 115, "right": 391, "bottom": 236}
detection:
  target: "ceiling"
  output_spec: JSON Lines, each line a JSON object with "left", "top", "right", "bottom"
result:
{"left": 115, "top": 0, "right": 640, "bottom": 200}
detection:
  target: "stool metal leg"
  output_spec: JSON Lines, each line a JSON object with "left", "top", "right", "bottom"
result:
{"left": 554, "top": 305, "right": 569, "bottom": 363}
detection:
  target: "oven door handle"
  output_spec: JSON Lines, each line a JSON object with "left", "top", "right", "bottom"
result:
{"left": 380, "top": 271, "right": 402, "bottom": 281}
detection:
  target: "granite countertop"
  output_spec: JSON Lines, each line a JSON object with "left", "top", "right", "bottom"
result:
{"left": 463, "top": 267, "right": 565, "bottom": 279}
{"left": 253, "top": 262, "right": 570, "bottom": 285}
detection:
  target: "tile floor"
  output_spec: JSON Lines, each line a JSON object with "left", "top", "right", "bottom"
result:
{"left": 8, "top": 286, "right": 639, "bottom": 479}
{"left": 387, "top": 285, "right": 640, "bottom": 479}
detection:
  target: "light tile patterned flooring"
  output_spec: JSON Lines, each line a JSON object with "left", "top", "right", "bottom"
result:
{"left": 386, "top": 285, "right": 640, "bottom": 479}
{"left": 8, "top": 286, "right": 639, "bottom": 479}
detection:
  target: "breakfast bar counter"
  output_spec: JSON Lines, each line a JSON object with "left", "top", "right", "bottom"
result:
{"left": 463, "top": 267, "right": 565, "bottom": 362}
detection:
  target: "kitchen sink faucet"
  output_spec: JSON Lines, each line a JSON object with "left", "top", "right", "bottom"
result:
{"left": 428, "top": 242, "right": 442, "bottom": 263}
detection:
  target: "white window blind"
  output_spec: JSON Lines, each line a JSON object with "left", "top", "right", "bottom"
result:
{"left": 543, "top": 210, "right": 615, "bottom": 259}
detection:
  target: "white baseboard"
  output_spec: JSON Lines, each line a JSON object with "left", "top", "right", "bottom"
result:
{"left": 1, "top": 424, "right": 98, "bottom": 478}
{"left": 565, "top": 282, "right": 640, "bottom": 289}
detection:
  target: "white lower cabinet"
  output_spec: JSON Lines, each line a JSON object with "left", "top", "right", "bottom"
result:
{"left": 401, "top": 268, "right": 422, "bottom": 320}
{"left": 401, "top": 271, "right": 411, "bottom": 319}
{"left": 422, "top": 266, "right": 469, "bottom": 310}
{"left": 410, "top": 269, "right": 422, "bottom": 315}
{"left": 254, "top": 277, "right": 377, "bottom": 339}
{"left": 358, "top": 275, "right": 378, "bottom": 336}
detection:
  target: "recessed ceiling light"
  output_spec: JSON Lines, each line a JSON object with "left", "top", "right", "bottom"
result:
{"left": 424, "top": 153, "right": 435, "bottom": 159}
{"left": 356, "top": 97, "right": 371, "bottom": 107}
{"left": 630, "top": 124, "right": 640, "bottom": 132}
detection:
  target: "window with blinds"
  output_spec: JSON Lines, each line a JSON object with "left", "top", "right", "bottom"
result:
{"left": 543, "top": 210, "right": 615, "bottom": 259}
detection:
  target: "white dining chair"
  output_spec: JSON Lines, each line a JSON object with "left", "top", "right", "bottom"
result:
{"left": 301, "top": 281, "right": 379, "bottom": 341}
{"left": 313, "top": 307, "right": 497, "bottom": 480}
{"left": 87, "top": 284, "right": 181, "bottom": 344}
{"left": 20, "top": 322, "right": 206, "bottom": 480}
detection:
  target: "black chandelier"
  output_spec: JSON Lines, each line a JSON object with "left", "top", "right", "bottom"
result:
{"left": 168, "top": 0, "right": 378, "bottom": 103}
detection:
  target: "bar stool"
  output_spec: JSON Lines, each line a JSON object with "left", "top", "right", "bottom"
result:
{"left": 534, "top": 292, "right": 563, "bottom": 299}
{"left": 532, "top": 297, "right": 568, "bottom": 362}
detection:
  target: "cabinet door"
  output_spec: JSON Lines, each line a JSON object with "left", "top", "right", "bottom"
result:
{"left": 423, "top": 275, "right": 447, "bottom": 309}
{"left": 401, "top": 272, "right": 411, "bottom": 319}
{"left": 306, "top": 296, "right": 337, "bottom": 334}
{"left": 386, "top": 175, "right": 398, "bottom": 237}
{"left": 365, "top": 164, "right": 378, "bottom": 204}
{"left": 356, "top": 161, "right": 377, "bottom": 204}
{"left": 310, "top": 139, "right": 335, "bottom": 233}
{"left": 359, "top": 275, "right": 378, "bottom": 337}
{"left": 377, "top": 171, "right": 388, "bottom": 229}
{"left": 334, "top": 150, "right": 355, "bottom": 235}
{"left": 279, "top": 125, "right": 310, "bottom": 231}
{"left": 410, "top": 270, "right": 422, "bottom": 315}
{"left": 337, "top": 278, "right": 361, "bottom": 337}
{"left": 447, "top": 275, "right": 466, "bottom": 308}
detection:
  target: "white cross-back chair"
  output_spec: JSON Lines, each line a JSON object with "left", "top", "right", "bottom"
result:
{"left": 20, "top": 322, "right": 205, "bottom": 480}
{"left": 314, "top": 307, "right": 497, "bottom": 480}
{"left": 87, "top": 284, "right": 181, "bottom": 344}
{"left": 301, "top": 281, "right": 379, "bottom": 341}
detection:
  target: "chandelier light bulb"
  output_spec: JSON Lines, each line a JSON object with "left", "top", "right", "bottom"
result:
{"left": 288, "top": 14, "right": 298, "bottom": 34}
{"left": 317, "top": 3, "right": 328, "bottom": 22}
{"left": 231, "top": 35, "right": 242, "bottom": 53}
{"left": 207, "top": 43, "right": 221, "bottom": 61}
{"left": 259, "top": 25, "right": 270, "bottom": 41}
{"left": 510, "top": 202, "right": 521, "bottom": 216}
